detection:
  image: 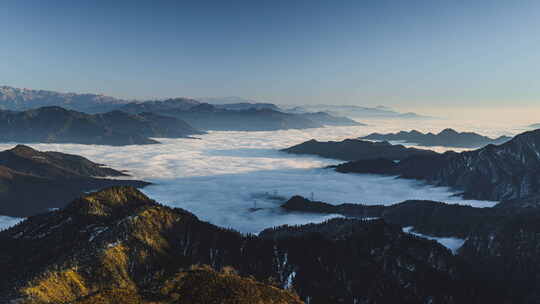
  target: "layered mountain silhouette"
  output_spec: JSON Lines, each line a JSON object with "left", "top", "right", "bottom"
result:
{"left": 296, "top": 112, "right": 364, "bottom": 126}
{"left": 334, "top": 129, "right": 540, "bottom": 201}
{"left": 282, "top": 139, "right": 437, "bottom": 161}
{"left": 214, "top": 102, "right": 282, "bottom": 112}
{"left": 361, "top": 128, "right": 511, "bottom": 148}
{"left": 0, "top": 187, "right": 500, "bottom": 303}
{"left": 118, "top": 97, "right": 202, "bottom": 113}
{"left": 0, "top": 106, "right": 203, "bottom": 146}
{"left": 0, "top": 145, "right": 148, "bottom": 216}
{"left": 289, "top": 104, "right": 431, "bottom": 119}
{"left": 0, "top": 86, "right": 363, "bottom": 131}
{"left": 121, "top": 100, "right": 363, "bottom": 131}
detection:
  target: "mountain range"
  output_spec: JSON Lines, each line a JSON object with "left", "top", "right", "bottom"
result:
{"left": 361, "top": 128, "right": 511, "bottom": 148}
{"left": 121, "top": 102, "right": 361, "bottom": 131}
{"left": 0, "top": 186, "right": 501, "bottom": 303}
{"left": 0, "top": 86, "right": 129, "bottom": 113}
{"left": 282, "top": 139, "right": 437, "bottom": 161}
{"left": 0, "top": 86, "right": 364, "bottom": 131}
{"left": 334, "top": 128, "right": 540, "bottom": 201}
{"left": 0, "top": 145, "right": 148, "bottom": 217}
{"left": 0, "top": 106, "right": 203, "bottom": 146}
{"left": 288, "top": 104, "right": 431, "bottom": 119}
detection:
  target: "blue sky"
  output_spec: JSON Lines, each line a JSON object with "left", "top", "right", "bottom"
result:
{"left": 1, "top": 0, "right": 539, "bottom": 111}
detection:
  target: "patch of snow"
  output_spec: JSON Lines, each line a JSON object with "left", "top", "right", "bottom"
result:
{"left": 285, "top": 271, "right": 296, "bottom": 289}
{"left": 402, "top": 226, "right": 466, "bottom": 254}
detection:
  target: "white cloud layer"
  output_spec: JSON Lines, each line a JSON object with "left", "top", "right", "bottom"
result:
{"left": 0, "top": 118, "right": 514, "bottom": 233}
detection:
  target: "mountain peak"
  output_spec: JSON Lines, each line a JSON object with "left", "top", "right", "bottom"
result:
{"left": 438, "top": 128, "right": 458, "bottom": 135}
{"left": 8, "top": 144, "right": 39, "bottom": 157}
{"left": 66, "top": 186, "right": 154, "bottom": 217}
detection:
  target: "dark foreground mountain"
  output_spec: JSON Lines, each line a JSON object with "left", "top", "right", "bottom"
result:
{"left": 0, "top": 145, "right": 148, "bottom": 216}
{"left": 282, "top": 139, "right": 437, "bottom": 161}
{"left": 334, "top": 129, "right": 540, "bottom": 201}
{"left": 281, "top": 194, "right": 540, "bottom": 303}
{"left": 0, "top": 187, "right": 499, "bottom": 303}
{"left": 0, "top": 106, "right": 202, "bottom": 146}
{"left": 361, "top": 128, "right": 511, "bottom": 148}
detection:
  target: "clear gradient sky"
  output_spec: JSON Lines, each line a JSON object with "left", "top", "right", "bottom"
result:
{"left": 1, "top": 0, "right": 539, "bottom": 113}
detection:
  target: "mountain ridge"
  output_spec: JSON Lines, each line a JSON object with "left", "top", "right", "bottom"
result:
{"left": 1, "top": 86, "right": 364, "bottom": 131}
{"left": 282, "top": 138, "right": 438, "bottom": 161}
{"left": 0, "top": 106, "right": 203, "bottom": 146}
{"left": 280, "top": 194, "right": 540, "bottom": 302}
{"left": 361, "top": 128, "right": 511, "bottom": 148}
{"left": 0, "top": 186, "right": 496, "bottom": 303}
{"left": 335, "top": 128, "right": 540, "bottom": 201}
{"left": 0, "top": 145, "right": 149, "bottom": 217}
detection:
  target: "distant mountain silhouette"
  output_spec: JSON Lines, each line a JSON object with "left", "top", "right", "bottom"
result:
{"left": 121, "top": 102, "right": 348, "bottom": 131}
{"left": 292, "top": 104, "right": 432, "bottom": 119}
{"left": 297, "top": 112, "right": 364, "bottom": 126}
{"left": 119, "top": 97, "right": 202, "bottom": 113}
{"left": 0, "top": 106, "right": 203, "bottom": 146}
{"left": 121, "top": 100, "right": 363, "bottom": 131}
{"left": 0, "top": 145, "right": 149, "bottom": 216}
{"left": 282, "top": 139, "right": 437, "bottom": 161}
{"left": 166, "top": 106, "right": 324, "bottom": 131}
{"left": 215, "top": 102, "right": 282, "bottom": 112}
{"left": 530, "top": 123, "right": 540, "bottom": 129}
{"left": 362, "top": 128, "right": 511, "bottom": 148}
{"left": 199, "top": 96, "right": 272, "bottom": 105}
{"left": 0, "top": 85, "right": 130, "bottom": 113}
{"left": 1, "top": 86, "right": 363, "bottom": 131}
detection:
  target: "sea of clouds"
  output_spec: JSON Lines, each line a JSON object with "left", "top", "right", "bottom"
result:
{"left": 0, "top": 117, "right": 520, "bottom": 234}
